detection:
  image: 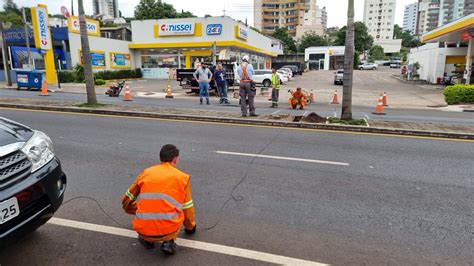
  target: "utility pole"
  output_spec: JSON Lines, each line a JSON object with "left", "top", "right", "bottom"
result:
{"left": 22, "top": 7, "right": 32, "bottom": 68}
{"left": 0, "top": 22, "right": 12, "bottom": 86}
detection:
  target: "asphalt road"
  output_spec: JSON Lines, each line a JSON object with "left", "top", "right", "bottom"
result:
{"left": 1, "top": 88, "right": 473, "bottom": 126}
{"left": 0, "top": 108, "right": 473, "bottom": 265}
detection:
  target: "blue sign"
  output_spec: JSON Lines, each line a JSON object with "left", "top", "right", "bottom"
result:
{"left": 206, "top": 24, "right": 222, "bottom": 35}
{"left": 4, "top": 29, "right": 35, "bottom": 43}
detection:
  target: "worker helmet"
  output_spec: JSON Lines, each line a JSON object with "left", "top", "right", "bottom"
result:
{"left": 242, "top": 55, "right": 249, "bottom": 62}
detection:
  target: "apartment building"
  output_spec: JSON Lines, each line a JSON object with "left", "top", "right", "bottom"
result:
{"left": 316, "top": 6, "right": 328, "bottom": 31}
{"left": 254, "top": 0, "right": 325, "bottom": 39}
{"left": 403, "top": 2, "right": 418, "bottom": 35}
{"left": 416, "top": 0, "right": 473, "bottom": 36}
{"left": 363, "top": 0, "right": 397, "bottom": 40}
{"left": 93, "top": 0, "right": 119, "bottom": 19}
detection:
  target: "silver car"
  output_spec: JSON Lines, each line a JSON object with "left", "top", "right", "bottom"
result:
{"left": 358, "top": 63, "right": 378, "bottom": 70}
{"left": 334, "top": 69, "right": 344, "bottom": 85}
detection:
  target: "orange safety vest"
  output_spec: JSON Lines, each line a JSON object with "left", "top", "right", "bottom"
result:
{"left": 133, "top": 163, "right": 190, "bottom": 236}
{"left": 241, "top": 63, "right": 252, "bottom": 82}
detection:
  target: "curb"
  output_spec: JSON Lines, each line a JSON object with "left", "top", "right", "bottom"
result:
{"left": 0, "top": 103, "right": 473, "bottom": 140}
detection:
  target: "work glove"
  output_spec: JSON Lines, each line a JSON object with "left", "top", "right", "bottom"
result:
{"left": 185, "top": 225, "right": 196, "bottom": 235}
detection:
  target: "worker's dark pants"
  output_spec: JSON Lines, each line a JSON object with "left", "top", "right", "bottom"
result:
{"left": 239, "top": 82, "right": 256, "bottom": 115}
{"left": 271, "top": 88, "right": 279, "bottom": 106}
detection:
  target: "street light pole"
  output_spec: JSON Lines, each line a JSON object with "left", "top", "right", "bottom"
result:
{"left": 22, "top": 7, "right": 33, "bottom": 68}
{"left": 0, "top": 22, "right": 12, "bottom": 86}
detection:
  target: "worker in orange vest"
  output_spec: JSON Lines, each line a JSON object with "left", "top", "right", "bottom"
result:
{"left": 288, "top": 87, "right": 307, "bottom": 110}
{"left": 122, "top": 144, "right": 196, "bottom": 254}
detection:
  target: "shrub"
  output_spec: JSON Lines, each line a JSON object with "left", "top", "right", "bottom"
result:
{"left": 328, "top": 117, "right": 368, "bottom": 126}
{"left": 95, "top": 79, "right": 106, "bottom": 85}
{"left": 58, "top": 71, "right": 76, "bottom": 83}
{"left": 73, "top": 64, "right": 85, "bottom": 83}
{"left": 93, "top": 68, "right": 143, "bottom": 80}
{"left": 443, "top": 84, "right": 474, "bottom": 105}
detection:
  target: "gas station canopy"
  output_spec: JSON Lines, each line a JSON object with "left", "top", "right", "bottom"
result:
{"left": 422, "top": 14, "right": 474, "bottom": 43}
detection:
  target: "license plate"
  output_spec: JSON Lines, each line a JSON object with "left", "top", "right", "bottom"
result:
{"left": 0, "top": 197, "right": 20, "bottom": 224}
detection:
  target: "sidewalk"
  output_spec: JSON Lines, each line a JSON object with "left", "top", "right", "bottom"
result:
{"left": 1, "top": 97, "right": 473, "bottom": 139}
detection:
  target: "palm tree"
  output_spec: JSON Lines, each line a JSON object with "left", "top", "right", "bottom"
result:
{"left": 78, "top": 0, "right": 97, "bottom": 104}
{"left": 341, "top": 0, "right": 354, "bottom": 120}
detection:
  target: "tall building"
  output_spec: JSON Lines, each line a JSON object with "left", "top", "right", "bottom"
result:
{"left": 465, "top": 0, "right": 474, "bottom": 15}
{"left": 403, "top": 3, "right": 418, "bottom": 35}
{"left": 316, "top": 6, "right": 328, "bottom": 31}
{"left": 93, "top": 0, "right": 119, "bottom": 19}
{"left": 363, "top": 0, "right": 397, "bottom": 40}
{"left": 416, "top": 0, "right": 474, "bottom": 36}
{"left": 254, "top": 0, "right": 325, "bottom": 39}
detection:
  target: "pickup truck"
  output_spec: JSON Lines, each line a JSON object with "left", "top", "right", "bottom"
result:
{"left": 176, "top": 62, "right": 236, "bottom": 94}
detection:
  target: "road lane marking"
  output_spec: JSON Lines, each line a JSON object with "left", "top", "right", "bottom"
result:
{"left": 271, "top": 110, "right": 281, "bottom": 115}
{"left": 48, "top": 217, "right": 326, "bottom": 265}
{"left": 1, "top": 107, "right": 472, "bottom": 143}
{"left": 215, "top": 151, "right": 350, "bottom": 166}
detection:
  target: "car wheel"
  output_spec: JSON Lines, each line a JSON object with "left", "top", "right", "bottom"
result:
{"left": 359, "top": 68, "right": 363, "bottom": 70}
{"left": 372, "top": 67, "right": 376, "bottom": 70}
{"left": 263, "top": 79, "right": 271, "bottom": 87}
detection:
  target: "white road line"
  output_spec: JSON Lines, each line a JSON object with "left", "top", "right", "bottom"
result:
{"left": 333, "top": 111, "right": 337, "bottom": 117}
{"left": 48, "top": 218, "right": 326, "bottom": 265}
{"left": 271, "top": 110, "right": 281, "bottom": 115}
{"left": 303, "top": 111, "right": 309, "bottom": 116}
{"left": 364, "top": 113, "right": 371, "bottom": 120}
{"left": 215, "top": 151, "right": 349, "bottom": 166}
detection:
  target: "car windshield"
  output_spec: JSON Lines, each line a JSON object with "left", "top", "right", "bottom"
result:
{"left": 337, "top": 70, "right": 344, "bottom": 73}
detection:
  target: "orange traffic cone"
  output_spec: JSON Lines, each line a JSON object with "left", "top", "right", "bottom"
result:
{"left": 39, "top": 80, "right": 49, "bottom": 96}
{"left": 372, "top": 94, "right": 386, "bottom": 115}
{"left": 123, "top": 85, "right": 132, "bottom": 101}
{"left": 331, "top": 90, "right": 339, "bottom": 104}
{"left": 382, "top": 92, "right": 388, "bottom": 106}
{"left": 165, "top": 84, "right": 174, "bottom": 98}
{"left": 310, "top": 90, "right": 315, "bottom": 103}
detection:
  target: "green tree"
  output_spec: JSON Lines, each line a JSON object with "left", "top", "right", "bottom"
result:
{"left": 271, "top": 27, "right": 297, "bottom": 54}
{"left": 393, "top": 24, "right": 422, "bottom": 48}
{"left": 78, "top": 0, "right": 98, "bottom": 105}
{"left": 3, "top": 0, "right": 21, "bottom": 15}
{"left": 368, "top": 45, "right": 385, "bottom": 60}
{"left": 0, "top": 11, "right": 23, "bottom": 27}
{"left": 334, "top": 22, "right": 374, "bottom": 53}
{"left": 298, "top": 32, "right": 329, "bottom": 52}
{"left": 341, "top": 0, "right": 355, "bottom": 121}
{"left": 134, "top": 0, "right": 194, "bottom": 20}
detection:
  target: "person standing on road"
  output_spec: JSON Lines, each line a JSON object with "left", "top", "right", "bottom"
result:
{"left": 122, "top": 144, "right": 196, "bottom": 255}
{"left": 193, "top": 64, "right": 213, "bottom": 105}
{"left": 215, "top": 64, "right": 229, "bottom": 104}
{"left": 237, "top": 55, "right": 257, "bottom": 117}
{"left": 270, "top": 68, "right": 281, "bottom": 108}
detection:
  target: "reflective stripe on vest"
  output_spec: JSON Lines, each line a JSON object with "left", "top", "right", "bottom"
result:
{"left": 135, "top": 212, "right": 180, "bottom": 220}
{"left": 241, "top": 64, "right": 251, "bottom": 81}
{"left": 136, "top": 193, "right": 183, "bottom": 210}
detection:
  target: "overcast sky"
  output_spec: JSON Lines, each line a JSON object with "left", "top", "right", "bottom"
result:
{"left": 11, "top": 0, "right": 417, "bottom": 28}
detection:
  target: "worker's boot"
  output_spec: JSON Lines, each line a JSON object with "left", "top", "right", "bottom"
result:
{"left": 138, "top": 236, "right": 154, "bottom": 249}
{"left": 200, "top": 98, "right": 203, "bottom": 105}
{"left": 160, "top": 240, "right": 177, "bottom": 255}
{"left": 206, "top": 98, "right": 210, "bottom": 105}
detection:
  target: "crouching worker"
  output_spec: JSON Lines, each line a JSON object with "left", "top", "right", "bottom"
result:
{"left": 288, "top": 87, "right": 307, "bottom": 110}
{"left": 122, "top": 144, "right": 196, "bottom": 255}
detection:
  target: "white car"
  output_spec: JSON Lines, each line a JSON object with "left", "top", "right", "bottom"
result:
{"left": 279, "top": 68, "right": 294, "bottom": 78}
{"left": 277, "top": 69, "right": 292, "bottom": 80}
{"left": 359, "top": 63, "right": 378, "bottom": 70}
{"left": 252, "top": 70, "right": 287, "bottom": 87}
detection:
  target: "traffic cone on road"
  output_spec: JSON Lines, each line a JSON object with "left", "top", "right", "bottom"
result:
{"left": 165, "top": 84, "right": 174, "bottom": 98}
{"left": 382, "top": 92, "right": 388, "bottom": 106}
{"left": 372, "top": 94, "right": 386, "bottom": 115}
{"left": 39, "top": 80, "right": 49, "bottom": 96}
{"left": 331, "top": 90, "right": 339, "bottom": 104}
{"left": 310, "top": 90, "right": 315, "bottom": 104}
{"left": 123, "top": 85, "right": 132, "bottom": 101}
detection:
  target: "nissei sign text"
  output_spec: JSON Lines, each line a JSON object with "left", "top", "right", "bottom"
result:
{"left": 68, "top": 16, "right": 101, "bottom": 36}
{"left": 32, "top": 7, "right": 52, "bottom": 50}
{"left": 158, "top": 23, "right": 195, "bottom": 36}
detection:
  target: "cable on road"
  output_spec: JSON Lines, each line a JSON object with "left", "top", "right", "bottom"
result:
{"left": 201, "top": 129, "right": 283, "bottom": 231}
{"left": 60, "top": 130, "right": 283, "bottom": 232}
{"left": 62, "top": 196, "right": 131, "bottom": 230}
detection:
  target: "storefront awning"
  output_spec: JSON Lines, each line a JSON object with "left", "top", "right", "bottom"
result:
{"left": 422, "top": 14, "right": 474, "bottom": 43}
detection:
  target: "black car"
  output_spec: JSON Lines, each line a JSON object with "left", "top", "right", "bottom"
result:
{"left": 0, "top": 117, "right": 66, "bottom": 247}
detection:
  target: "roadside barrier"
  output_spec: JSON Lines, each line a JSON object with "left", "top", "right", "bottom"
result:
{"left": 382, "top": 92, "right": 388, "bottom": 106}
{"left": 331, "top": 90, "right": 339, "bottom": 104}
{"left": 123, "top": 85, "right": 133, "bottom": 101}
{"left": 372, "top": 93, "right": 386, "bottom": 115}
{"left": 165, "top": 84, "right": 174, "bottom": 98}
{"left": 39, "top": 80, "right": 49, "bottom": 97}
